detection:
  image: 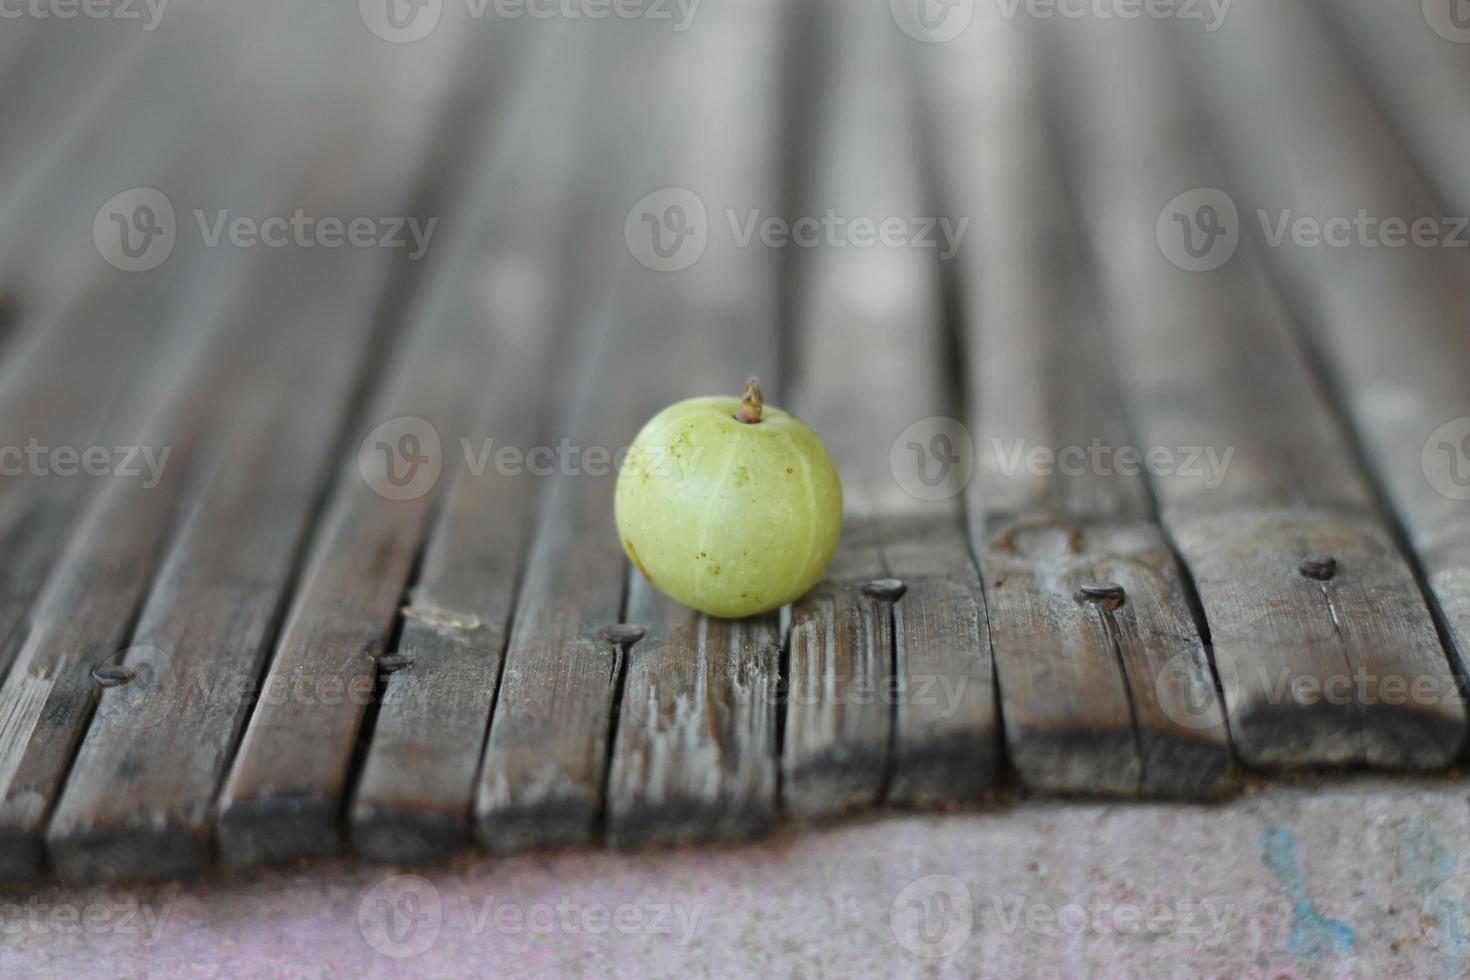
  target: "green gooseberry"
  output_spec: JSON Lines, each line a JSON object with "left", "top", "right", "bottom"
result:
{"left": 615, "top": 379, "right": 843, "bottom": 619}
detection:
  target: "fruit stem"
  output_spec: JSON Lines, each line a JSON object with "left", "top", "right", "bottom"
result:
{"left": 737, "top": 377, "right": 764, "bottom": 424}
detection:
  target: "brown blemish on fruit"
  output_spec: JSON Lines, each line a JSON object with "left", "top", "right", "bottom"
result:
{"left": 785, "top": 467, "right": 793, "bottom": 475}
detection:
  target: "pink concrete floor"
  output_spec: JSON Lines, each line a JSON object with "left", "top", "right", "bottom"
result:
{"left": 3, "top": 775, "right": 1469, "bottom": 977}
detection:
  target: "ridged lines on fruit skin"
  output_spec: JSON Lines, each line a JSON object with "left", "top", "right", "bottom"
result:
{"left": 692, "top": 435, "right": 740, "bottom": 614}
{"left": 780, "top": 427, "right": 822, "bottom": 600}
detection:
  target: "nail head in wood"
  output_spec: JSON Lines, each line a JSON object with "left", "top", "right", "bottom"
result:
{"left": 1299, "top": 556, "right": 1338, "bottom": 582}
{"left": 861, "top": 579, "right": 907, "bottom": 602}
{"left": 378, "top": 653, "right": 415, "bottom": 675}
{"left": 1076, "top": 584, "right": 1127, "bottom": 609}
{"left": 599, "top": 624, "right": 647, "bottom": 648}
{"left": 91, "top": 665, "right": 134, "bottom": 688}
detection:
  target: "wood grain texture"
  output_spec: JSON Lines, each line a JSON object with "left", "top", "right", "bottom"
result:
{"left": 0, "top": 0, "right": 302, "bottom": 690}
{"left": 781, "top": 521, "right": 892, "bottom": 819}
{"left": 876, "top": 516, "right": 996, "bottom": 806}
{"left": 0, "top": 21, "right": 152, "bottom": 220}
{"left": 1314, "top": 0, "right": 1470, "bottom": 222}
{"left": 774, "top": 0, "right": 997, "bottom": 818}
{"left": 0, "top": 21, "right": 358, "bottom": 875}
{"left": 349, "top": 28, "right": 595, "bottom": 865}
{"left": 1174, "top": 4, "right": 1470, "bottom": 766}
{"left": 921, "top": 9, "right": 1227, "bottom": 797}
{"left": 0, "top": 2, "right": 280, "bottom": 301}
{"left": 20, "top": 14, "right": 471, "bottom": 885}
{"left": 0, "top": 265, "right": 258, "bottom": 880}
{"left": 607, "top": 581, "right": 780, "bottom": 848}
{"left": 1050, "top": 18, "right": 1462, "bottom": 771}
{"left": 212, "top": 25, "right": 526, "bottom": 870}
{"left": 490, "top": 0, "right": 788, "bottom": 853}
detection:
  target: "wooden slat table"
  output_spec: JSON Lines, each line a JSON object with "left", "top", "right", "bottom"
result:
{"left": 0, "top": 0, "right": 1466, "bottom": 885}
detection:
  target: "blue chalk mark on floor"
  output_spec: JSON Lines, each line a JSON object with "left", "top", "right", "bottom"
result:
{"left": 1402, "top": 818, "right": 1470, "bottom": 975}
{"left": 1260, "top": 826, "right": 1355, "bottom": 959}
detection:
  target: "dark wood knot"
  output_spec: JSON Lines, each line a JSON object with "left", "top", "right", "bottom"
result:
{"left": 91, "top": 665, "right": 134, "bottom": 688}
{"left": 1076, "top": 583, "right": 1127, "bottom": 610}
{"left": 599, "top": 624, "right": 647, "bottom": 648}
{"left": 1299, "top": 556, "right": 1337, "bottom": 582}
{"left": 862, "top": 579, "right": 908, "bottom": 602}
{"left": 378, "top": 653, "right": 416, "bottom": 675}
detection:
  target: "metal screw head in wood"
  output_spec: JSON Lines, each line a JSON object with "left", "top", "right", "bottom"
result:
{"left": 1299, "top": 556, "right": 1338, "bottom": 582}
{"left": 1076, "top": 584, "right": 1127, "bottom": 610}
{"left": 599, "top": 624, "right": 647, "bottom": 648}
{"left": 862, "top": 579, "right": 907, "bottom": 602}
{"left": 91, "top": 665, "right": 134, "bottom": 688}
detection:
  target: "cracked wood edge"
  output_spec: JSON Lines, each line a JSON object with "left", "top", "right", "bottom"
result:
{"left": 606, "top": 582, "right": 780, "bottom": 849}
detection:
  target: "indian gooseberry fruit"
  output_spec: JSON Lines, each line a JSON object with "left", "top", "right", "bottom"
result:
{"left": 615, "top": 378, "right": 843, "bottom": 619}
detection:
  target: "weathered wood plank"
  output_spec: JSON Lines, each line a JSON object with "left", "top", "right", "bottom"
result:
{"left": 213, "top": 23, "right": 528, "bottom": 870}
{"left": 879, "top": 518, "right": 995, "bottom": 806}
{"left": 778, "top": 0, "right": 996, "bottom": 817}
{"left": 0, "top": 10, "right": 460, "bottom": 884}
{"left": 0, "top": 278, "right": 191, "bottom": 688}
{"left": 489, "top": 2, "right": 788, "bottom": 853}
{"left": 1314, "top": 0, "right": 1470, "bottom": 221}
{"left": 0, "top": 5, "right": 301, "bottom": 692}
{"left": 349, "top": 27, "right": 597, "bottom": 865}
{"left": 0, "top": 3, "right": 274, "bottom": 300}
{"left": 0, "top": 264, "right": 258, "bottom": 880}
{"left": 781, "top": 521, "right": 892, "bottom": 820}
{"left": 1174, "top": 3, "right": 1470, "bottom": 766}
{"left": 0, "top": 21, "right": 152, "bottom": 216}
{"left": 608, "top": 582, "right": 781, "bottom": 847}
{"left": 921, "top": 10, "right": 1228, "bottom": 797}
{"left": 1051, "top": 18, "right": 1462, "bottom": 770}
